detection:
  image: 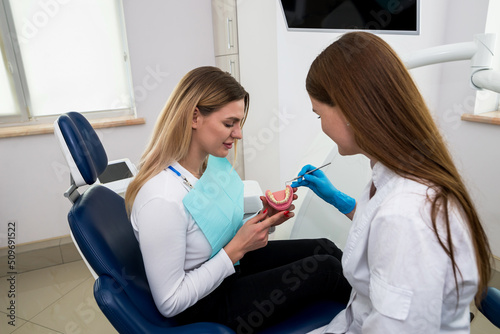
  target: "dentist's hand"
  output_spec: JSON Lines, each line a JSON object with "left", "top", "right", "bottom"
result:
{"left": 291, "top": 164, "right": 356, "bottom": 215}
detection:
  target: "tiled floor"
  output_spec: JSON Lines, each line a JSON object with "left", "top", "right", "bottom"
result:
{"left": 0, "top": 260, "right": 116, "bottom": 334}
{"left": 0, "top": 259, "right": 499, "bottom": 333}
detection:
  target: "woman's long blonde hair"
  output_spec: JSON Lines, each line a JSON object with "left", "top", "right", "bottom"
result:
{"left": 306, "top": 32, "right": 491, "bottom": 304}
{"left": 125, "top": 66, "right": 249, "bottom": 214}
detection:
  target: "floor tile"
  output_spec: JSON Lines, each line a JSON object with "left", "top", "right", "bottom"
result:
{"left": 60, "top": 242, "right": 81, "bottom": 264}
{"left": 0, "top": 245, "right": 64, "bottom": 276}
{"left": 0, "top": 311, "right": 27, "bottom": 334}
{"left": 0, "top": 261, "right": 91, "bottom": 321}
{"left": 11, "top": 321, "right": 62, "bottom": 334}
{"left": 471, "top": 304, "right": 500, "bottom": 333}
{"left": 30, "top": 277, "right": 117, "bottom": 333}
{"left": 15, "top": 246, "right": 64, "bottom": 273}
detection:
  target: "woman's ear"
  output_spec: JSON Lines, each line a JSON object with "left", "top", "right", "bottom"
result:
{"left": 192, "top": 107, "right": 200, "bottom": 129}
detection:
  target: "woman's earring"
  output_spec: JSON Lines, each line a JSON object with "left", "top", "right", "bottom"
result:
{"left": 346, "top": 122, "right": 350, "bottom": 126}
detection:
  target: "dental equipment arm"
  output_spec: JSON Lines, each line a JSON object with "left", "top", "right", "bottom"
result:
{"left": 404, "top": 33, "right": 500, "bottom": 93}
{"left": 472, "top": 69, "right": 500, "bottom": 93}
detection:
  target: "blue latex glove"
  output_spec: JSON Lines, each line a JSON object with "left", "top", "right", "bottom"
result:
{"left": 291, "top": 164, "right": 356, "bottom": 214}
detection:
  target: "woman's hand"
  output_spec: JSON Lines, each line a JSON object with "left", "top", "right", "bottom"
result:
{"left": 259, "top": 187, "right": 298, "bottom": 217}
{"left": 291, "top": 164, "right": 356, "bottom": 215}
{"left": 224, "top": 209, "right": 293, "bottom": 264}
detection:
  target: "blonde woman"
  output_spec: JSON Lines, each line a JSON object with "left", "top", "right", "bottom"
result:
{"left": 125, "top": 66, "right": 351, "bottom": 332}
{"left": 293, "top": 32, "right": 492, "bottom": 333}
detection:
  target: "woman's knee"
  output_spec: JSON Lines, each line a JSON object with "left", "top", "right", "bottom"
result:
{"left": 312, "top": 254, "right": 342, "bottom": 271}
{"left": 310, "top": 255, "right": 350, "bottom": 301}
{"left": 313, "top": 238, "right": 342, "bottom": 257}
{"left": 288, "top": 254, "right": 342, "bottom": 280}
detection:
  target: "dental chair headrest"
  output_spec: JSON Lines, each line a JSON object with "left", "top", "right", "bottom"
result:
{"left": 54, "top": 112, "right": 108, "bottom": 187}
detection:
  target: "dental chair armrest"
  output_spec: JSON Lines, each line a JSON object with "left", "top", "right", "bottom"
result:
{"left": 243, "top": 180, "right": 264, "bottom": 214}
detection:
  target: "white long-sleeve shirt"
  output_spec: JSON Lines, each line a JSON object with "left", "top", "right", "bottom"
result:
{"left": 321, "top": 162, "right": 478, "bottom": 333}
{"left": 130, "top": 162, "right": 236, "bottom": 317}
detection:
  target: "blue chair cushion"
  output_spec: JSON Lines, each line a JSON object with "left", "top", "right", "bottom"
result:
{"left": 68, "top": 185, "right": 167, "bottom": 326}
{"left": 57, "top": 111, "right": 107, "bottom": 185}
{"left": 479, "top": 287, "right": 500, "bottom": 328}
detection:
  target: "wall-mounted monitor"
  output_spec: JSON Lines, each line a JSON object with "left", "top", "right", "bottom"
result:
{"left": 280, "top": 0, "right": 419, "bottom": 35}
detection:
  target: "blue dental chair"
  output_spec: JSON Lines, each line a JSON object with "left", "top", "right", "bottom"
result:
{"left": 54, "top": 111, "right": 345, "bottom": 334}
{"left": 478, "top": 286, "right": 500, "bottom": 329}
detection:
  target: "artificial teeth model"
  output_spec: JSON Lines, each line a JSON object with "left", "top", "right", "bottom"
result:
{"left": 265, "top": 185, "right": 293, "bottom": 211}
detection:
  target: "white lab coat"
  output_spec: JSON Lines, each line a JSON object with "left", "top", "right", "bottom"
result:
{"left": 317, "top": 162, "right": 478, "bottom": 333}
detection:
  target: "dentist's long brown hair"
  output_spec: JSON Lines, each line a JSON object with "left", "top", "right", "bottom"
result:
{"left": 306, "top": 31, "right": 491, "bottom": 304}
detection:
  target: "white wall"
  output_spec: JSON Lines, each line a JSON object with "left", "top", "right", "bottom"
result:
{"left": 238, "top": 0, "right": 500, "bottom": 258}
{"left": 0, "top": 0, "right": 215, "bottom": 246}
{"left": 237, "top": 0, "right": 281, "bottom": 190}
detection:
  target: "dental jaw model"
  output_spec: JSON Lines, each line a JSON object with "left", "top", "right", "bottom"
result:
{"left": 265, "top": 163, "right": 331, "bottom": 212}
{"left": 265, "top": 185, "right": 293, "bottom": 211}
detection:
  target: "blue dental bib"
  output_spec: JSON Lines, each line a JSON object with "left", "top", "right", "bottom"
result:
{"left": 182, "top": 155, "right": 244, "bottom": 258}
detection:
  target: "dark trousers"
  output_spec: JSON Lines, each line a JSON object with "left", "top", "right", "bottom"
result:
{"left": 174, "top": 238, "right": 351, "bottom": 333}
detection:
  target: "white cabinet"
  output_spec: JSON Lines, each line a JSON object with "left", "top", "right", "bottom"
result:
{"left": 211, "top": 0, "right": 238, "bottom": 56}
{"left": 215, "top": 54, "right": 240, "bottom": 82}
{"left": 212, "top": 0, "right": 240, "bottom": 82}
{"left": 212, "top": 0, "right": 244, "bottom": 178}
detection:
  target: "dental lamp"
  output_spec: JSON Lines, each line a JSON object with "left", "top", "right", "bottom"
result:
{"left": 404, "top": 33, "right": 500, "bottom": 94}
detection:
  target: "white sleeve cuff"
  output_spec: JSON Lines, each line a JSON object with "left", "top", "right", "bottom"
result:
{"left": 215, "top": 248, "right": 237, "bottom": 275}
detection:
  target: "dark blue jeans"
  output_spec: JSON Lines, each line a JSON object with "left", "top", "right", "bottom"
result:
{"left": 174, "top": 238, "right": 351, "bottom": 333}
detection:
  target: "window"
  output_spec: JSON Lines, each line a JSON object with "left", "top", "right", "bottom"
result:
{"left": 0, "top": 0, "right": 135, "bottom": 127}
{"left": 0, "top": 36, "right": 21, "bottom": 118}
